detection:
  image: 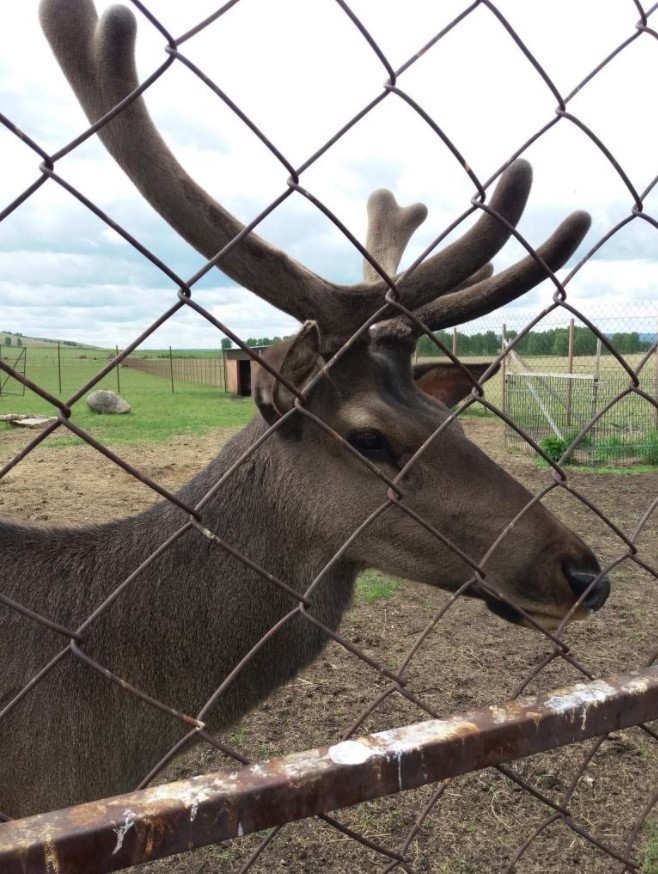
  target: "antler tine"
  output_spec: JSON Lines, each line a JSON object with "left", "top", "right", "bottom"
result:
{"left": 417, "top": 210, "right": 591, "bottom": 331}
{"left": 362, "top": 190, "right": 427, "bottom": 283}
{"left": 372, "top": 210, "right": 591, "bottom": 346}
{"left": 40, "top": 0, "right": 544, "bottom": 344}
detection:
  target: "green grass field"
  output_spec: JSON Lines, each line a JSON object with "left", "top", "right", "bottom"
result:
{"left": 0, "top": 354, "right": 254, "bottom": 446}
{"left": 2, "top": 344, "right": 656, "bottom": 463}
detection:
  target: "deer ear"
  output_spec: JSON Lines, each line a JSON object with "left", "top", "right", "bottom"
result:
{"left": 413, "top": 362, "right": 494, "bottom": 407}
{"left": 254, "top": 322, "right": 322, "bottom": 425}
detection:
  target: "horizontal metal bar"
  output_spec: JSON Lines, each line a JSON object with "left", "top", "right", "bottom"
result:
{"left": 1, "top": 665, "right": 657, "bottom": 873}
{"left": 509, "top": 371, "right": 597, "bottom": 380}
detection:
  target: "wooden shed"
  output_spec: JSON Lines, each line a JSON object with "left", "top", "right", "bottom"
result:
{"left": 224, "top": 346, "right": 269, "bottom": 397}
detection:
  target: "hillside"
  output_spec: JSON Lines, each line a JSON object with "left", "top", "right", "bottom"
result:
{"left": 0, "top": 332, "right": 96, "bottom": 349}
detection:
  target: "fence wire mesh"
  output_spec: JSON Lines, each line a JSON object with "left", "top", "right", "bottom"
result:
{"left": 0, "top": 1, "right": 657, "bottom": 873}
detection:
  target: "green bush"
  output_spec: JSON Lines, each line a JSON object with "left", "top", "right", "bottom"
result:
{"left": 565, "top": 429, "right": 593, "bottom": 449}
{"left": 591, "top": 434, "right": 634, "bottom": 464}
{"left": 539, "top": 435, "right": 569, "bottom": 463}
{"left": 638, "top": 431, "right": 658, "bottom": 465}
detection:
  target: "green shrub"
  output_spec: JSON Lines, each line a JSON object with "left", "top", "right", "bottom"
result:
{"left": 539, "top": 435, "right": 569, "bottom": 463}
{"left": 638, "top": 431, "right": 658, "bottom": 466}
{"left": 565, "top": 429, "right": 593, "bottom": 449}
{"left": 590, "top": 434, "right": 634, "bottom": 464}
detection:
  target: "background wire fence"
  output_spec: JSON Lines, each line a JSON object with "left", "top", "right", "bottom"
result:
{"left": 122, "top": 353, "right": 227, "bottom": 390}
{"left": 0, "top": 343, "right": 229, "bottom": 395}
{"left": 417, "top": 309, "right": 658, "bottom": 465}
{"left": 0, "top": 1, "right": 657, "bottom": 873}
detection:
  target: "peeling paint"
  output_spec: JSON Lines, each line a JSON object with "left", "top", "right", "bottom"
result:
{"left": 625, "top": 677, "right": 651, "bottom": 695}
{"left": 389, "top": 750, "right": 403, "bottom": 789}
{"left": 545, "top": 681, "right": 616, "bottom": 716}
{"left": 545, "top": 681, "right": 617, "bottom": 731}
{"left": 527, "top": 711, "right": 543, "bottom": 729}
{"left": 149, "top": 781, "right": 217, "bottom": 823}
{"left": 112, "top": 809, "right": 136, "bottom": 854}
{"left": 374, "top": 717, "right": 474, "bottom": 752}
{"left": 329, "top": 740, "right": 373, "bottom": 765}
{"left": 489, "top": 706, "right": 508, "bottom": 724}
{"left": 282, "top": 751, "right": 326, "bottom": 782}
{"left": 43, "top": 834, "right": 60, "bottom": 874}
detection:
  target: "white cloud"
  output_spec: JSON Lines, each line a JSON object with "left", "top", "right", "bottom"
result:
{"left": 462, "top": 259, "right": 658, "bottom": 339}
{"left": 1, "top": 1, "right": 658, "bottom": 347}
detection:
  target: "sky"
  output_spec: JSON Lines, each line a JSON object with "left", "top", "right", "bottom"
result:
{"left": 1, "top": 0, "right": 658, "bottom": 349}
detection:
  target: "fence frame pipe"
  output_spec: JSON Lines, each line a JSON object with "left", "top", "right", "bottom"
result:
{"left": 1, "top": 665, "right": 657, "bottom": 874}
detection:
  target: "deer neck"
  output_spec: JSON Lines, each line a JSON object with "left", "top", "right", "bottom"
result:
{"left": 163, "top": 416, "right": 354, "bottom": 583}
{"left": 100, "top": 415, "right": 360, "bottom": 726}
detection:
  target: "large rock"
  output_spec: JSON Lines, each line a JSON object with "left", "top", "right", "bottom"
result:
{"left": 86, "top": 390, "right": 131, "bottom": 414}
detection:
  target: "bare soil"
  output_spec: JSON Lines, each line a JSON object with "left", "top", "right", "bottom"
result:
{"left": 1, "top": 419, "right": 657, "bottom": 873}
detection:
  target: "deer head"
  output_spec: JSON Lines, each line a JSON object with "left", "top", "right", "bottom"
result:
{"left": 38, "top": 0, "right": 609, "bottom": 635}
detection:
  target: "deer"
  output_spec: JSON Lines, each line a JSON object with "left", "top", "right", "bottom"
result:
{"left": 0, "top": 0, "right": 610, "bottom": 820}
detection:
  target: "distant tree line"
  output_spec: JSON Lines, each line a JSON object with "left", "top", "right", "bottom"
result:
{"left": 244, "top": 336, "right": 285, "bottom": 347}
{"left": 416, "top": 326, "right": 652, "bottom": 358}
{"left": 221, "top": 336, "right": 287, "bottom": 351}
{"left": 417, "top": 330, "right": 500, "bottom": 357}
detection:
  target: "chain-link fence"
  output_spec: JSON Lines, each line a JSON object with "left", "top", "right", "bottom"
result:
{"left": 0, "top": 2, "right": 657, "bottom": 873}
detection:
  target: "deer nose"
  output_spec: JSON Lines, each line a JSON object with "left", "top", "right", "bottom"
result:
{"left": 563, "top": 561, "right": 610, "bottom": 611}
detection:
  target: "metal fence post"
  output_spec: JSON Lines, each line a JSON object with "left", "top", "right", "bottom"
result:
{"left": 169, "top": 346, "right": 175, "bottom": 394}
{"left": 566, "top": 318, "right": 574, "bottom": 428}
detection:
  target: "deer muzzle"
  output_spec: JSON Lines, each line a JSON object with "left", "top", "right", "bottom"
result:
{"left": 562, "top": 560, "right": 611, "bottom": 613}
{"left": 479, "top": 550, "right": 611, "bottom": 631}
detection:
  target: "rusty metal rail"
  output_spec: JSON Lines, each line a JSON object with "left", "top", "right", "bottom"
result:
{"left": 2, "top": 666, "right": 656, "bottom": 874}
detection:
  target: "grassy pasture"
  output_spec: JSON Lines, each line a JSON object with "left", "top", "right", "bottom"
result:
{"left": 2, "top": 345, "right": 656, "bottom": 460}
{"left": 0, "top": 350, "right": 254, "bottom": 446}
{"left": 131, "top": 348, "right": 225, "bottom": 359}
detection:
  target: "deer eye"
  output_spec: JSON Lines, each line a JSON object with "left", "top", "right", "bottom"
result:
{"left": 347, "top": 429, "right": 390, "bottom": 461}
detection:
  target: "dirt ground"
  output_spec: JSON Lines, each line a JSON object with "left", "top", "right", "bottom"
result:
{"left": 1, "top": 418, "right": 657, "bottom": 873}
